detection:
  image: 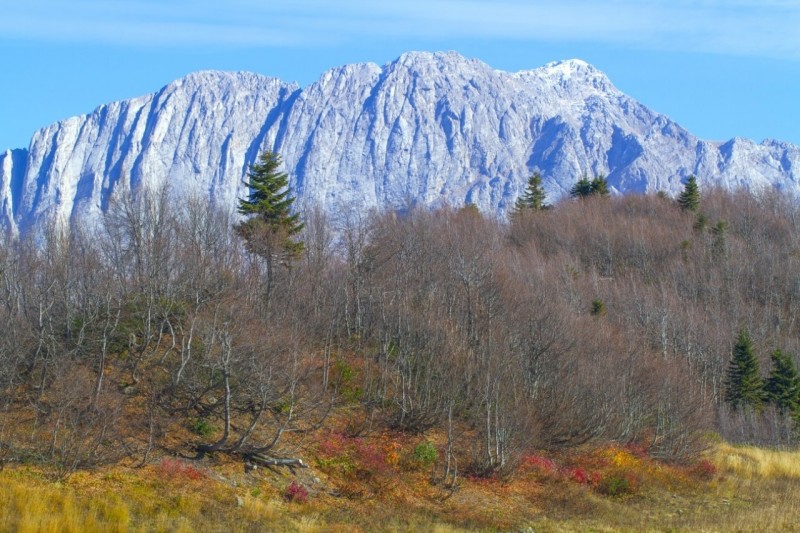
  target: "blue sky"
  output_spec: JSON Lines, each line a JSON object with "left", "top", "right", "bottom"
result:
{"left": 2, "top": 0, "right": 799, "bottom": 151}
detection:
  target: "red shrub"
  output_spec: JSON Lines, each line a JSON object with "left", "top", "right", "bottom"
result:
{"left": 522, "top": 454, "right": 558, "bottom": 473}
{"left": 571, "top": 468, "right": 589, "bottom": 484}
{"left": 317, "top": 432, "right": 395, "bottom": 480}
{"left": 159, "top": 457, "right": 205, "bottom": 481}
{"left": 354, "top": 438, "right": 391, "bottom": 475}
{"left": 318, "top": 432, "right": 349, "bottom": 458}
{"left": 284, "top": 481, "right": 309, "bottom": 503}
{"left": 690, "top": 459, "right": 717, "bottom": 480}
{"left": 569, "top": 467, "right": 600, "bottom": 485}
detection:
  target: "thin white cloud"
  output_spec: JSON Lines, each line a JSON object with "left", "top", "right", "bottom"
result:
{"left": 4, "top": 0, "right": 800, "bottom": 59}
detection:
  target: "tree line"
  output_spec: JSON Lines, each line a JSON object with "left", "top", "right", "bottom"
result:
{"left": 0, "top": 155, "right": 799, "bottom": 481}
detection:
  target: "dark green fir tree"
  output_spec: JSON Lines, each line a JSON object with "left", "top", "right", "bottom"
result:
{"left": 570, "top": 175, "right": 610, "bottom": 199}
{"left": 236, "top": 150, "right": 304, "bottom": 258}
{"left": 725, "top": 329, "right": 764, "bottom": 410}
{"left": 764, "top": 349, "right": 800, "bottom": 415}
{"left": 570, "top": 177, "right": 594, "bottom": 198}
{"left": 514, "top": 172, "right": 548, "bottom": 213}
{"left": 677, "top": 175, "right": 701, "bottom": 212}
{"left": 235, "top": 151, "right": 304, "bottom": 303}
{"left": 590, "top": 175, "right": 610, "bottom": 197}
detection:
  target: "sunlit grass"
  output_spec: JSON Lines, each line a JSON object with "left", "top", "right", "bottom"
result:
{"left": 0, "top": 470, "right": 130, "bottom": 532}
{"left": 2, "top": 442, "right": 800, "bottom": 532}
{"left": 713, "top": 442, "right": 800, "bottom": 479}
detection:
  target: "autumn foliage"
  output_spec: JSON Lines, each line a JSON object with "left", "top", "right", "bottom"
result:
{"left": 0, "top": 184, "right": 799, "bottom": 485}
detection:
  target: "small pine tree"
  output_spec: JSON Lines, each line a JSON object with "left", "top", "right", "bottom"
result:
{"left": 711, "top": 219, "right": 729, "bottom": 259}
{"left": 570, "top": 175, "right": 609, "bottom": 199}
{"left": 590, "top": 175, "right": 610, "bottom": 197}
{"left": 514, "top": 172, "right": 548, "bottom": 212}
{"left": 570, "top": 177, "right": 594, "bottom": 198}
{"left": 678, "top": 175, "right": 701, "bottom": 212}
{"left": 725, "top": 329, "right": 764, "bottom": 410}
{"left": 693, "top": 212, "right": 708, "bottom": 232}
{"left": 764, "top": 350, "right": 800, "bottom": 415}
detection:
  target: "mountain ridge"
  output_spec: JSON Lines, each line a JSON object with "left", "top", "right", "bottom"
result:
{"left": 1, "top": 51, "right": 799, "bottom": 236}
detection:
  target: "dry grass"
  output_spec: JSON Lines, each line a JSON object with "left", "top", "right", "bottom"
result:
{"left": 2, "top": 442, "right": 800, "bottom": 531}
{"left": 522, "top": 443, "right": 800, "bottom": 532}
{"left": 0, "top": 462, "right": 468, "bottom": 532}
{"left": 0, "top": 469, "right": 131, "bottom": 532}
{"left": 713, "top": 442, "right": 800, "bottom": 479}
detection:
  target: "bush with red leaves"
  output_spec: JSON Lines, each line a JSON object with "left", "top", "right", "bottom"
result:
{"left": 159, "top": 458, "right": 205, "bottom": 481}
{"left": 690, "top": 459, "right": 717, "bottom": 480}
{"left": 284, "top": 481, "right": 309, "bottom": 503}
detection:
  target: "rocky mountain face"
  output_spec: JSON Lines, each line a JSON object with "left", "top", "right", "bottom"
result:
{"left": 1, "top": 51, "right": 799, "bottom": 236}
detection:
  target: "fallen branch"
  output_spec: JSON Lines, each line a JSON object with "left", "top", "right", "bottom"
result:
{"left": 246, "top": 453, "right": 307, "bottom": 469}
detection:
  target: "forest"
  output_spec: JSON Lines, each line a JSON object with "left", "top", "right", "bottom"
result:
{"left": 1, "top": 164, "right": 799, "bottom": 489}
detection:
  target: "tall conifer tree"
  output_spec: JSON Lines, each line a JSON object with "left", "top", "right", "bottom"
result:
{"left": 678, "top": 175, "right": 701, "bottom": 212}
{"left": 235, "top": 151, "right": 304, "bottom": 304}
{"left": 235, "top": 151, "right": 304, "bottom": 259}
{"left": 764, "top": 349, "right": 800, "bottom": 415}
{"left": 725, "top": 329, "right": 764, "bottom": 410}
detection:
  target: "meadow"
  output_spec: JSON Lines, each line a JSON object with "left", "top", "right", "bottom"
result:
{"left": 2, "top": 439, "right": 800, "bottom": 532}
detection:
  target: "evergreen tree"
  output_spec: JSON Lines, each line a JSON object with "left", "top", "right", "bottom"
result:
{"left": 570, "top": 177, "right": 594, "bottom": 198}
{"left": 725, "top": 329, "right": 764, "bottom": 410}
{"left": 570, "top": 175, "right": 610, "bottom": 199}
{"left": 677, "top": 175, "right": 701, "bottom": 212}
{"left": 235, "top": 151, "right": 304, "bottom": 303}
{"left": 764, "top": 350, "right": 800, "bottom": 415}
{"left": 711, "top": 219, "right": 729, "bottom": 259}
{"left": 693, "top": 212, "right": 708, "bottom": 233}
{"left": 236, "top": 150, "right": 304, "bottom": 258}
{"left": 514, "top": 172, "right": 548, "bottom": 213}
{"left": 590, "top": 175, "right": 610, "bottom": 197}
{"left": 590, "top": 299, "right": 606, "bottom": 317}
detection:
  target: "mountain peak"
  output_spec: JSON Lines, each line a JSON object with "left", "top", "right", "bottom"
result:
{"left": 169, "top": 70, "right": 295, "bottom": 92}
{"left": 1, "top": 52, "right": 799, "bottom": 238}
{"left": 395, "top": 50, "right": 471, "bottom": 63}
{"left": 390, "top": 50, "right": 489, "bottom": 72}
{"left": 538, "top": 58, "right": 610, "bottom": 83}
{"left": 544, "top": 58, "right": 595, "bottom": 71}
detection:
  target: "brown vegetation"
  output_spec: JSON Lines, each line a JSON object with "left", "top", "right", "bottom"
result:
{"left": 1, "top": 184, "right": 800, "bottom": 528}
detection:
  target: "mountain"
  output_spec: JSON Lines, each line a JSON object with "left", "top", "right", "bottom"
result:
{"left": 1, "top": 51, "right": 799, "bottom": 236}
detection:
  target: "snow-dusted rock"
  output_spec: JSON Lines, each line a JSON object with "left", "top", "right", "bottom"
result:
{"left": 1, "top": 51, "right": 799, "bottom": 236}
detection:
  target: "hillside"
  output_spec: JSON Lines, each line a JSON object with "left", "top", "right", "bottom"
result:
{"left": 2, "top": 51, "right": 800, "bottom": 237}
{"left": 2, "top": 183, "right": 800, "bottom": 448}
{"left": 2, "top": 183, "right": 800, "bottom": 529}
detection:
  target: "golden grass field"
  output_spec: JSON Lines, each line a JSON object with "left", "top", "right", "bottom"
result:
{"left": 1, "top": 441, "right": 800, "bottom": 532}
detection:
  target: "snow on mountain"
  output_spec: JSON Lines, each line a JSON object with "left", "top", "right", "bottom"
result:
{"left": 1, "top": 51, "right": 799, "bottom": 236}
